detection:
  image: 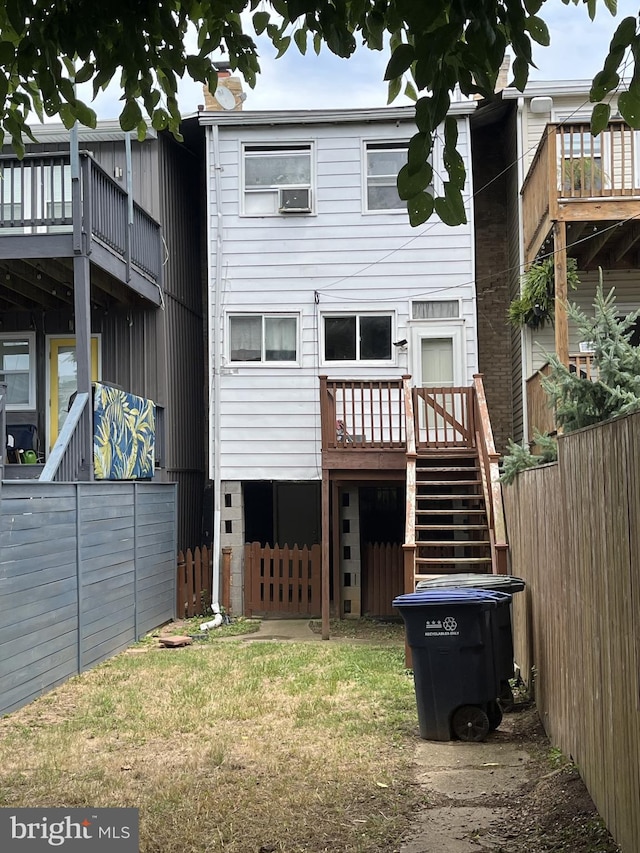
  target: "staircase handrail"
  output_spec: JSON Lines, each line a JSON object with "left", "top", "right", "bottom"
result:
{"left": 473, "top": 374, "right": 508, "bottom": 574}
{"left": 402, "top": 375, "right": 417, "bottom": 593}
{"left": 40, "top": 392, "right": 90, "bottom": 482}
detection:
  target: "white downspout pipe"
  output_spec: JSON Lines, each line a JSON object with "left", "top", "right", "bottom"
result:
{"left": 516, "top": 96, "right": 529, "bottom": 442}
{"left": 208, "top": 123, "right": 224, "bottom": 604}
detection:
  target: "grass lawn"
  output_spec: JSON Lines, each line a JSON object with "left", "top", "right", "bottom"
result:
{"left": 0, "top": 637, "right": 422, "bottom": 853}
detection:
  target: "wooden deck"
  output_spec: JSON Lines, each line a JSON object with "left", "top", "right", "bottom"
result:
{"left": 522, "top": 121, "right": 640, "bottom": 265}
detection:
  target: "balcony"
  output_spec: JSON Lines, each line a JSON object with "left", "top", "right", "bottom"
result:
{"left": 522, "top": 121, "right": 640, "bottom": 265}
{"left": 0, "top": 151, "right": 163, "bottom": 306}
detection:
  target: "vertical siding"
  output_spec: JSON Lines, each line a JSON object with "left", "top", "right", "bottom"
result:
{"left": 0, "top": 482, "right": 177, "bottom": 717}
{"left": 209, "top": 115, "right": 478, "bottom": 481}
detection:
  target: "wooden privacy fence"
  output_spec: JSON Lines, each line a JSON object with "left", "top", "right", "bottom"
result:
{"left": 176, "top": 545, "right": 231, "bottom": 617}
{"left": 245, "top": 542, "right": 321, "bottom": 616}
{"left": 362, "top": 542, "right": 403, "bottom": 617}
{"left": 503, "top": 411, "right": 640, "bottom": 853}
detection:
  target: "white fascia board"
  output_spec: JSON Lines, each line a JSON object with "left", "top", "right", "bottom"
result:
{"left": 197, "top": 100, "right": 477, "bottom": 128}
{"left": 502, "top": 79, "right": 602, "bottom": 100}
{"left": 9, "top": 120, "right": 157, "bottom": 146}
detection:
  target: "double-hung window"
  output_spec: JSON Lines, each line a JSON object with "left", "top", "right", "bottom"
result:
{"left": 324, "top": 314, "right": 393, "bottom": 362}
{"left": 0, "top": 333, "right": 36, "bottom": 409}
{"left": 364, "top": 142, "right": 411, "bottom": 212}
{"left": 229, "top": 314, "right": 298, "bottom": 363}
{"left": 243, "top": 144, "right": 313, "bottom": 215}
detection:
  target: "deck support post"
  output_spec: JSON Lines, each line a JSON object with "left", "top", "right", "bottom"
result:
{"left": 73, "top": 253, "right": 93, "bottom": 481}
{"left": 321, "top": 470, "right": 330, "bottom": 640}
{"left": 553, "top": 220, "right": 569, "bottom": 368}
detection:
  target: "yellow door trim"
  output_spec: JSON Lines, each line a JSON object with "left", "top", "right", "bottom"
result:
{"left": 48, "top": 337, "right": 99, "bottom": 452}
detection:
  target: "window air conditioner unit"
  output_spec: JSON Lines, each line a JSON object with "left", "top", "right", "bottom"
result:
{"left": 278, "top": 187, "right": 312, "bottom": 213}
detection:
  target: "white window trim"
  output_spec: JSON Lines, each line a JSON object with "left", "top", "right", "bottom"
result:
{"left": 226, "top": 312, "right": 301, "bottom": 366}
{"left": 0, "top": 331, "right": 36, "bottom": 410}
{"left": 320, "top": 310, "right": 397, "bottom": 366}
{"left": 240, "top": 142, "right": 316, "bottom": 217}
{"left": 362, "top": 140, "right": 409, "bottom": 215}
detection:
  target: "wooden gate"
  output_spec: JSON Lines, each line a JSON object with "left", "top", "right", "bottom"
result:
{"left": 361, "top": 542, "right": 404, "bottom": 617}
{"left": 244, "top": 542, "right": 322, "bottom": 617}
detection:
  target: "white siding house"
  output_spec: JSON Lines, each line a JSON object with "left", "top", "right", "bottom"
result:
{"left": 199, "top": 101, "right": 481, "bottom": 614}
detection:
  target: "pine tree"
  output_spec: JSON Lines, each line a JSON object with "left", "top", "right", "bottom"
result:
{"left": 541, "top": 277, "right": 640, "bottom": 433}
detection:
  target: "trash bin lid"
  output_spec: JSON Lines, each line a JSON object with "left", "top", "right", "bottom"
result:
{"left": 416, "top": 573, "right": 525, "bottom": 593}
{"left": 392, "top": 588, "right": 511, "bottom": 609}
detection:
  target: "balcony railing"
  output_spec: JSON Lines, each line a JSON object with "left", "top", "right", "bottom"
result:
{"left": 522, "top": 121, "right": 640, "bottom": 259}
{"left": 0, "top": 151, "right": 162, "bottom": 285}
{"left": 526, "top": 353, "right": 599, "bottom": 441}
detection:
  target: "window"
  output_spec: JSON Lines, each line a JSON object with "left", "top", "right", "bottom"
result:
{"left": 229, "top": 315, "right": 298, "bottom": 362}
{"left": 0, "top": 334, "right": 35, "bottom": 409}
{"left": 243, "top": 145, "right": 313, "bottom": 215}
{"left": 412, "top": 300, "right": 460, "bottom": 320}
{"left": 365, "top": 142, "right": 412, "bottom": 211}
{"left": 324, "top": 314, "right": 392, "bottom": 362}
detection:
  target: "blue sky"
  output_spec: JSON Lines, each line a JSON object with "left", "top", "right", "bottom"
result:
{"left": 83, "top": 0, "right": 640, "bottom": 119}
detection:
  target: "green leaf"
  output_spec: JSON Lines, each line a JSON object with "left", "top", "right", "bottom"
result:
{"left": 384, "top": 43, "right": 415, "bottom": 81}
{"left": 586, "top": 0, "right": 597, "bottom": 21}
{"left": 610, "top": 16, "right": 637, "bottom": 50}
{"left": 58, "top": 103, "right": 76, "bottom": 130}
{"left": 275, "top": 35, "right": 291, "bottom": 59}
{"left": 618, "top": 90, "right": 640, "bottom": 128}
{"left": 0, "top": 41, "right": 15, "bottom": 65}
{"left": 294, "top": 28, "right": 308, "bottom": 55}
{"left": 590, "top": 69, "right": 619, "bottom": 102}
{"left": 120, "top": 99, "right": 143, "bottom": 132}
{"left": 591, "top": 102, "right": 610, "bottom": 135}
{"left": 75, "top": 100, "right": 97, "bottom": 129}
{"left": 73, "top": 61, "right": 94, "bottom": 84}
{"left": 407, "top": 191, "right": 434, "bottom": 226}
{"left": 387, "top": 76, "right": 401, "bottom": 104}
{"left": 512, "top": 55, "right": 529, "bottom": 91}
{"left": 253, "top": 11, "right": 270, "bottom": 35}
{"left": 313, "top": 32, "right": 322, "bottom": 55}
{"left": 58, "top": 76, "right": 76, "bottom": 103}
{"left": 398, "top": 161, "right": 433, "bottom": 200}
{"left": 435, "top": 183, "right": 467, "bottom": 226}
{"left": 404, "top": 80, "right": 417, "bottom": 101}
{"left": 524, "top": 15, "right": 550, "bottom": 46}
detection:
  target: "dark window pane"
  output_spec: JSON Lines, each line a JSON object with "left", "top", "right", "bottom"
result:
{"left": 325, "top": 317, "right": 356, "bottom": 360}
{"left": 230, "top": 316, "right": 261, "bottom": 361}
{"left": 360, "top": 316, "right": 392, "bottom": 360}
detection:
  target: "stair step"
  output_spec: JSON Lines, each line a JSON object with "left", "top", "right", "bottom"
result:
{"left": 414, "top": 571, "right": 492, "bottom": 582}
{"left": 416, "top": 524, "right": 488, "bottom": 530}
{"left": 417, "top": 479, "right": 482, "bottom": 487}
{"left": 416, "top": 509, "right": 487, "bottom": 516}
{"left": 417, "top": 494, "right": 484, "bottom": 501}
{"left": 417, "top": 540, "right": 490, "bottom": 548}
{"left": 416, "top": 557, "right": 493, "bottom": 565}
{"left": 416, "top": 466, "right": 479, "bottom": 472}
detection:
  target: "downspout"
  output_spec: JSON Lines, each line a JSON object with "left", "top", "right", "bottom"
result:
{"left": 516, "top": 97, "right": 529, "bottom": 442}
{"left": 209, "top": 123, "right": 224, "bottom": 603}
{"left": 465, "top": 113, "right": 478, "bottom": 379}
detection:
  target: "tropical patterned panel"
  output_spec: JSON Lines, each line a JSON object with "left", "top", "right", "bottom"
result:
{"left": 93, "top": 383, "right": 155, "bottom": 480}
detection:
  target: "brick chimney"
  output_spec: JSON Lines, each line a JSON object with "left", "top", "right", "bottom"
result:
{"left": 495, "top": 56, "right": 512, "bottom": 93}
{"left": 202, "top": 62, "right": 245, "bottom": 111}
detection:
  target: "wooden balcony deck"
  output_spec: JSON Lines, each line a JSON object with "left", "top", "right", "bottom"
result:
{"left": 522, "top": 121, "right": 640, "bottom": 264}
{"left": 526, "top": 354, "right": 598, "bottom": 442}
{"left": 0, "top": 152, "right": 163, "bottom": 306}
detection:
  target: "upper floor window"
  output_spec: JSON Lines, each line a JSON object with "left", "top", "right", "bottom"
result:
{"left": 0, "top": 333, "right": 36, "bottom": 409}
{"left": 412, "top": 300, "right": 460, "bottom": 320}
{"left": 229, "top": 314, "right": 298, "bottom": 363}
{"left": 324, "top": 314, "right": 393, "bottom": 362}
{"left": 243, "top": 145, "right": 313, "bottom": 215}
{"left": 365, "top": 142, "right": 410, "bottom": 212}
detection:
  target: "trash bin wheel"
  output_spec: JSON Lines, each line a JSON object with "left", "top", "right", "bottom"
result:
{"left": 451, "top": 705, "right": 490, "bottom": 742}
{"left": 487, "top": 700, "right": 503, "bottom": 731}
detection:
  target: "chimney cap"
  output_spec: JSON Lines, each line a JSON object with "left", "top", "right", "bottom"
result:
{"left": 214, "top": 61, "right": 232, "bottom": 72}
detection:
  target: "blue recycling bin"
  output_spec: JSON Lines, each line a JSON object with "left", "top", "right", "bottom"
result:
{"left": 416, "top": 574, "right": 525, "bottom": 705}
{"left": 393, "top": 588, "right": 511, "bottom": 742}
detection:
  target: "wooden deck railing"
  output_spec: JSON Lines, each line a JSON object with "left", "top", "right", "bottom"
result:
{"left": 0, "top": 151, "right": 162, "bottom": 285}
{"left": 413, "top": 385, "right": 475, "bottom": 449}
{"left": 40, "top": 391, "right": 91, "bottom": 482}
{"left": 522, "top": 121, "right": 640, "bottom": 259}
{"left": 473, "top": 374, "right": 508, "bottom": 575}
{"left": 526, "top": 354, "right": 599, "bottom": 441}
{"left": 319, "top": 375, "right": 407, "bottom": 449}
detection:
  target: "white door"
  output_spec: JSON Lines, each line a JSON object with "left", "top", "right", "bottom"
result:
{"left": 411, "top": 325, "right": 466, "bottom": 443}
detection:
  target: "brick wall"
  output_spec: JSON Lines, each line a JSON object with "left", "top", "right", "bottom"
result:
{"left": 472, "top": 111, "right": 515, "bottom": 454}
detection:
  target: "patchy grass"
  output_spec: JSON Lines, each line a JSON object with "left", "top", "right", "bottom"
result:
{"left": 144, "top": 615, "right": 262, "bottom": 644}
{"left": 310, "top": 617, "right": 405, "bottom": 642}
{"left": 0, "top": 642, "right": 421, "bottom": 853}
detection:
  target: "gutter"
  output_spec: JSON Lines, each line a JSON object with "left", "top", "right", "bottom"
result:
{"left": 516, "top": 96, "right": 529, "bottom": 442}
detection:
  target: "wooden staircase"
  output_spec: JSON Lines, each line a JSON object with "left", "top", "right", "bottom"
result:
{"left": 414, "top": 450, "right": 492, "bottom": 581}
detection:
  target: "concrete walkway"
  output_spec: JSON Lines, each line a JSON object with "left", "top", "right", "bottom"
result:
{"left": 240, "top": 618, "right": 318, "bottom": 642}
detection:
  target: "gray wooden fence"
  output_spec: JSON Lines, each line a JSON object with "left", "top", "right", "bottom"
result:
{"left": 503, "top": 411, "right": 640, "bottom": 853}
{"left": 0, "top": 481, "right": 177, "bottom": 717}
